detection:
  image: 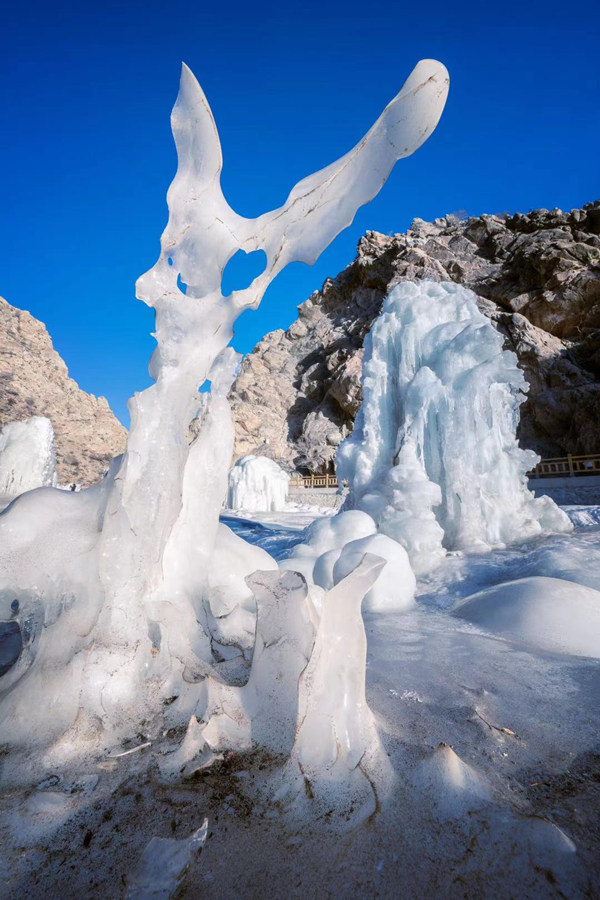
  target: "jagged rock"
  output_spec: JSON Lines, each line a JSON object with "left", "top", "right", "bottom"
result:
{"left": 0, "top": 297, "right": 127, "bottom": 485}
{"left": 230, "top": 201, "right": 600, "bottom": 471}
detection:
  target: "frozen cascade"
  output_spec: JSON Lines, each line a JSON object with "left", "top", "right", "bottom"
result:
{"left": 0, "top": 417, "right": 57, "bottom": 496}
{"left": 336, "top": 281, "right": 572, "bottom": 574}
{"left": 227, "top": 455, "right": 289, "bottom": 512}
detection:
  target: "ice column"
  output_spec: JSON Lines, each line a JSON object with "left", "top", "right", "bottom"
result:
{"left": 337, "top": 281, "right": 572, "bottom": 573}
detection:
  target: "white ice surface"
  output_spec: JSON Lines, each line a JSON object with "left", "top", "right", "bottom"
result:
{"left": 1, "top": 510, "right": 599, "bottom": 896}
{"left": 454, "top": 576, "right": 600, "bottom": 658}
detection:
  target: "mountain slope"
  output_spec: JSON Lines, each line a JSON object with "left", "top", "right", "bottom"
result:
{"left": 230, "top": 202, "right": 600, "bottom": 473}
{"left": 0, "top": 297, "right": 127, "bottom": 485}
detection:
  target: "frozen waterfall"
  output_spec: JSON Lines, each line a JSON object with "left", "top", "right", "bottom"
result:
{"left": 336, "top": 281, "right": 572, "bottom": 574}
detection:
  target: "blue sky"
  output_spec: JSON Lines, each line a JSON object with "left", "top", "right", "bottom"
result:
{"left": 1, "top": 0, "right": 598, "bottom": 424}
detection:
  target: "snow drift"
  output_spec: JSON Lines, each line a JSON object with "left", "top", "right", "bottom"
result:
{"left": 454, "top": 575, "right": 600, "bottom": 658}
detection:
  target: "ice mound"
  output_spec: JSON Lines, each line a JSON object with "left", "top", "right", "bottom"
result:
{"left": 411, "top": 743, "right": 490, "bottom": 819}
{"left": 454, "top": 576, "right": 600, "bottom": 658}
{"left": 227, "top": 455, "right": 289, "bottom": 512}
{"left": 281, "top": 510, "right": 416, "bottom": 612}
{"left": 337, "top": 281, "right": 572, "bottom": 574}
{"left": 0, "top": 417, "right": 57, "bottom": 496}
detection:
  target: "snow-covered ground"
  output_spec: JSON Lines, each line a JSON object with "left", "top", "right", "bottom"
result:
{"left": 2, "top": 505, "right": 597, "bottom": 898}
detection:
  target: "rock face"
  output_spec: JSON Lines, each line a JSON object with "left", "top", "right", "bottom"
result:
{"left": 0, "top": 297, "right": 127, "bottom": 486}
{"left": 230, "top": 202, "right": 600, "bottom": 473}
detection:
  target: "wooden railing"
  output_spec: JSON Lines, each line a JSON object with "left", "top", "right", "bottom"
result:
{"left": 289, "top": 454, "right": 600, "bottom": 488}
{"left": 289, "top": 473, "right": 339, "bottom": 489}
{"left": 529, "top": 453, "right": 600, "bottom": 478}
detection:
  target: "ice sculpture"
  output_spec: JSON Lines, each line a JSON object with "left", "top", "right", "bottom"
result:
{"left": 91, "top": 59, "right": 449, "bottom": 729}
{"left": 0, "top": 60, "right": 448, "bottom": 766}
{"left": 165, "top": 555, "right": 389, "bottom": 824}
{"left": 257, "top": 554, "right": 397, "bottom": 826}
{"left": 337, "top": 281, "right": 572, "bottom": 574}
{"left": 0, "top": 417, "right": 57, "bottom": 496}
{"left": 227, "top": 455, "right": 289, "bottom": 512}
{"left": 294, "top": 558, "right": 378, "bottom": 766}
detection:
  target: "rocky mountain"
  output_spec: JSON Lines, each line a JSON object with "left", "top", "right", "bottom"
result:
{"left": 230, "top": 201, "right": 600, "bottom": 473}
{"left": 0, "top": 297, "right": 127, "bottom": 485}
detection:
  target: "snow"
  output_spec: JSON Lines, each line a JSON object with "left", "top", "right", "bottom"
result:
{"left": 564, "top": 503, "right": 600, "bottom": 529}
{"left": 0, "top": 416, "right": 57, "bottom": 495}
{"left": 454, "top": 576, "right": 600, "bottom": 658}
{"left": 227, "top": 455, "right": 289, "bottom": 512}
{"left": 1, "top": 509, "right": 600, "bottom": 896}
{"left": 337, "top": 281, "right": 572, "bottom": 574}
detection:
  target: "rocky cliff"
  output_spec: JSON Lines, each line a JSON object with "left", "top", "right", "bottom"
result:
{"left": 230, "top": 202, "right": 600, "bottom": 473}
{"left": 0, "top": 297, "right": 127, "bottom": 485}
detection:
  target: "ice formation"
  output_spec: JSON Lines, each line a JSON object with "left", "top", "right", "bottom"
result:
{"left": 167, "top": 555, "right": 391, "bottom": 821}
{"left": 0, "top": 416, "right": 57, "bottom": 496}
{"left": 127, "top": 819, "right": 208, "bottom": 900}
{"left": 337, "top": 281, "right": 572, "bottom": 574}
{"left": 454, "top": 575, "right": 600, "bottom": 658}
{"left": 285, "top": 553, "right": 392, "bottom": 823}
{"left": 411, "top": 743, "right": 490, "bottom": 820}
{"left": 0, "top": 59, "right": 449, "bottom": 786}
{"left": 282, "top": 510, "right": 416, "bottom": 612}
{"left": 227, "top": 455, "right": 289, "bottom": 512}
